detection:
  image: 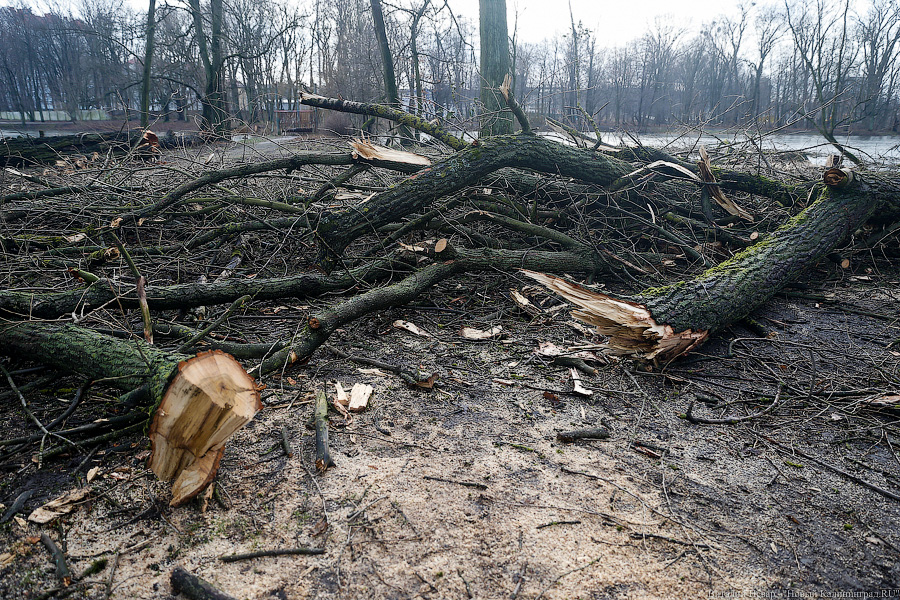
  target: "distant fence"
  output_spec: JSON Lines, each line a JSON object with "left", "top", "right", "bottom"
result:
{"left": 0, "top": 110, "right": 111, "bottom": 121}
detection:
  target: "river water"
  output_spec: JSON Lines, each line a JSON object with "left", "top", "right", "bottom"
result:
{"left": 3, "top": 127, "right": 898, "bottom": 165}
{"left": 611, "top": 131, "right": 900, "bottom": 166}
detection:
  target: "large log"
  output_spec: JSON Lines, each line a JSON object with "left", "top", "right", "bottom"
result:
{"left": 524, "top": 174, "right": 878, "bottom": 361}
{"left": 0, "top": 321, "right": 259, "bottom": 505}
{"left": 0, "top": 130, "right": 201, "bottom": 167}
{"left": 313, "top": 134, "right": 634, "bottom": 270}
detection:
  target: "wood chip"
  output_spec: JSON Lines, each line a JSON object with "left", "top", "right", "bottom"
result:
{"left": 334, "top": 382, "right": 349, "bottom": 406}
{"left": 459, "top": 326, "right": 502, "bottom": 340}
{"left": 510, "top": 288, "right": 542, "bottom": 317}
{"left": 570, "top": 368, "right": 593, "bottom": 397}
{"left": 348, "top": 383, "right": 373, "bottom": 412}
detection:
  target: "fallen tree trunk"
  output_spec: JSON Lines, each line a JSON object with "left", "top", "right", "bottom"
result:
{"left": 0, "top": 321, "right": 259, "bottom": 505}
{"left": 0, "top": 131, "right": 202, "bottom": 167}
{"left": 524, "top": 173, "right": 878, "bottom": 361}
{"left": 313, "top": 134, "right": 634, "bottom": 269}
{"left": 0, "top": 255, "right": 410, "bottom": 319}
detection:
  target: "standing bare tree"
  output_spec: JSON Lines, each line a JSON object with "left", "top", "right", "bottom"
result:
{"left": 479, "top": 0, "right": 512, "bottom": 136}
{"left": 187, "top": 0, "right": 229, "bottom": 133}
{"left": 785, "top": 0, "right": 861, "bottom": 162}
{"left": 140, "top": 0, "right": 157, "bottom": 128}
{"left": 856, "top": 0, "right": 900, "bottom": 131}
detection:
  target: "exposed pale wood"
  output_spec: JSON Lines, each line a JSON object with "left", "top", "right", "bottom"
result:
{"left": 334, "top": 382, "right": 349, "bottom": 406}
{"left": 148, "top": 350, "right": 261, "bottom": 506}
{"left": 348, "top": 383, "right": 373, "bottom": 413}
{"left": 570, "top": 368, "right": 593, "bottom": 397}
{"left": 698, "top": 146, "right": 753, "bottom": 221}
{"left": 520, "top": 270, "right": 707, "bottom": 361}
{"left": 349, "top": 139, "right": 431, "bottom": 167}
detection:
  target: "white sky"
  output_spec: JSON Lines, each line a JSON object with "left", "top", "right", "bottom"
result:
{"left": 22, "top": 0, "right": 746, "bottom": 47}
{"left": 446, "top": 0, "right": 744, "bottom": 47}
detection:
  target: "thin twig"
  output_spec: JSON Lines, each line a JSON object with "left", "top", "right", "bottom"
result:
{"left": 219, "top": 547, "right": 324, "bottom": 562}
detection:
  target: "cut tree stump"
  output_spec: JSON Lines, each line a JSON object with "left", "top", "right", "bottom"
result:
{"left": 148, "top": 350, "right": 261, "bottom": 506}
{"left": 0, "top": 322, "right": 260, "bottom": 505}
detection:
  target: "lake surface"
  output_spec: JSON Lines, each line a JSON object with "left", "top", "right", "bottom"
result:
{"left": 611, "top": 131, "right": 900, "bottom": 166}
{"left": 3, "top": 126, "right": 898, "bottom": 165}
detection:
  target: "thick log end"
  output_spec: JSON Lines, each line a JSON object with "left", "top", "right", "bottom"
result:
{"left": 520, "top": 270, "right": 707, "bottom": 361}
{"left": 148, "top": 350, "right": 261, "bottom": 506}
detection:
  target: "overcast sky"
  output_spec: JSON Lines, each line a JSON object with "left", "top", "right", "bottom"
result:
{"left": 445, "top": 0, "right": 744, "bottom": 47}
{"left": 20, "top": 0, "right": 747, "bottom": 48}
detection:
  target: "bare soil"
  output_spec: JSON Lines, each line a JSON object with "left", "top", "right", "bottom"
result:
{"left": 1, "top": 138, "right": 899, "bottom": 600}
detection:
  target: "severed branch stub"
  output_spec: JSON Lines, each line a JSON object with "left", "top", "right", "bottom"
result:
{"left": 148, "top": 350, "right": 261, "bottom": 507}
{"left": 314, "top": 390, "right": 335, "bottom": 473}
{"left": 499, "top": 73, "right": 532, "bottom": 135}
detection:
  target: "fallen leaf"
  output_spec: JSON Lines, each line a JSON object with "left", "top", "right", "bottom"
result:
{"left": 14, "top": 516, "right": 26, "bottom": 528}
{"left": 493, "top": 378, "right": 516, "bottom": 386}
{"left": 393, "top": 320, "right": 432, "bottom": 338}
{"left": 867, "top": 395, "right": 900, "bottom": 409}
{"left": 415, "top": 373, "right": 438, "bottom": 389}
{"left": 536, "top": 341, "right": 562, "bottom": 356}
{"left": 311, "top": 518, "right": 328, "bottom": 537}
{"left": 0, "top": 553, "right": 14, "bottom": 566}
{"left": 28, "top": 488, "right": 90, "bottom": 524}
{"left": 86, "top": 467, "right": 100, "bottom": 483}
{"left": 459, "top": 326, "right": 502, "bottom": 340}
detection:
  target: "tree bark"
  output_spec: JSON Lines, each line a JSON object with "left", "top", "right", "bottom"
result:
{"left": 314, "top": 134, "right": 633, "bottom": 269}
{"left": 140, "top": 0, "right": 157, "bottom": 130}
{"left": 524, "top": 178, "right": 879, "bottom": 361}
{"left": 479, "top": 0, "right": 513, "bottom": 136}
{"left": 369, "top": 0, "right": 412, "bottom": 142}
{"left": 0, "top": 132, "right": 200, "bottom": 168}
{"left": 0, "top": 321, "right": 259, "bottom": 505}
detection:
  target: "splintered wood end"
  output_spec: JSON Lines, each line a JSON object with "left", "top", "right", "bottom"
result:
{"left": 520, "top": 270, "right": 707, "bottom": 361}
{"left": 349, "top": 139, "right": 431, "bottom": 166}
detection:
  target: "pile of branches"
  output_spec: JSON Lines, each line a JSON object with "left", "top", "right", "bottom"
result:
{"left": 1, "top": 93, "right": 899, "bottom": 500}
